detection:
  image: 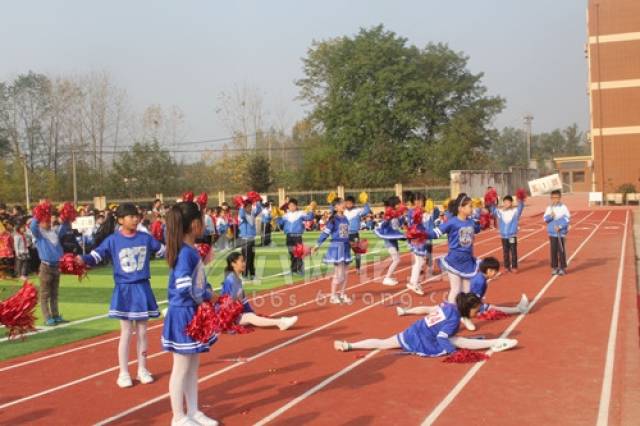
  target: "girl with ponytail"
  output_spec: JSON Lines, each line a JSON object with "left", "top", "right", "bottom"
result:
{"left": 162, "top": 201, "right": 219, "bottom": 426}
{"left": 426, "top": 193, "right": 482, "bottom": 331}
{"left": 312, "top": 198, "right": 353, "bottom": 304}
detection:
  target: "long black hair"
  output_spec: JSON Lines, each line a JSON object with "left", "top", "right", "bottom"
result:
{"left": 455, "top": 292, "right": 482, "bottom": 318}
{"left": 328, "top": 197, "right": 344, "bottom": 227}
{"left": 225, "top": 251, "right": 243, "bottom": 275}
{"left": 384, "top": 195, "right": 402, "bottom": 208}
{"left": 448, "top": 193, "right": 472, "bottom": 217}
{"left": 93, "top": 211, "right": 116, "bottom": 248}
{"left": 165, "top": 201, "right": 202, "bottom": 268}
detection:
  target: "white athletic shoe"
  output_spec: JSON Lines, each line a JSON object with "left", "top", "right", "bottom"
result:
{"left": 116, "top": 373, "right": 133, "bottom": 388}
{"left": 137, "top": 369, "right": 154, "bottom": 384}
{"left": 171, "top": 416, "right": 200, "bottom": 426}
{"left": 382, "top": 277, "right": 398, "bottom": 286}
{"left": 192, "top": 411, "right": 219, "bottom": 426}
{"left": 278, "top": 316, "right": 298, "bottom": 331}
{"left": 333, "top": 340, "right": 351, "bottom": 352}
{"left": 406, "top": 282, "right": 424, "bottom": 296}
{"left": 491, "top": 338, "right": 518, "bottom": 353}
{"left": 339, "top": 293, "right": 353, "bottom": 304}
{"left": 517, "top": 294, "right": 530, "bottom": 314}
{"left": 396, "top": 306, "right": 407, "bottom": 316}
{"left": 329, "top": 294, "right": 342, "bottom": 304}
{"left": 460, "top": 316, "right": 477, "bottom": 331}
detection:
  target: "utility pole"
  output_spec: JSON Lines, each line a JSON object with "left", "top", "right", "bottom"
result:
{"left": 72, "top": 150, "right": 78, "bottom": 207}
{"left": 21, "top": 154, "right": 30, "bottom": 210}
{"left": 524, "top": 114, "right": 534, "bottom": 168}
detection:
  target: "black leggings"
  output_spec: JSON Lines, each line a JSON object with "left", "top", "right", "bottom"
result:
{"left": 501, "top": 237, "right": 518, "bottom": 270}
{"left": 286, "top": 235, "right": 304, "bottom": 274}
{"left": 240, "top": 238, "right": 256, "bottom": 277}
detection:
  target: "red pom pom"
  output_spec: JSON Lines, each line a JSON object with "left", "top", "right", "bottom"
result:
{"left": 412, "top": 207, "right": 424, "bottom": 225}
{"left": 185, "top": 295, "right": 253, "bottom": 343}
{"left": 351, "top": 239, "right": 369, "bottom": 254}
{"left": 233, "top": 195, "right": 246, "bottom": 209}
{"left": 246, "top": 191, "right": 261, "bottom": 204}
{"left": 406, "top": 225, "right": 427, "bottom": 243}
{"left": 182, "top": 191, "right": 195, "bottom": 203}
{"left": 33, "top": 201, "right": 52, "bottom": 223}
{"left": 195, "top": 192, "right": 208, "bottom": 210}
{"left": 59, "top": 202, "right": 77, "bottom": 223}
{"left": 292, "top": 243, "right": 312, "bottom": 259}
{"left": 383, "top": 204, "right": 407, "bottom": 220}
{"left": 479, "top": 211, "right": 491, "bottom": 230}
{"left": 477, "top": 309, "right": 510, "bottom": 320}
{"left": 58, "top": 253, "right": 88, "bottom": 281}
{"left": 195, "top": 243, "right": 212, "bottom": 260}
{"left": 516, "top": 188, "right": 527, "bottom": 201}
{"left": 443, "top": 349, "right": 490, "bottom": 363}
{"left": 0, "top": 281, "right": 38, "bottom": 339}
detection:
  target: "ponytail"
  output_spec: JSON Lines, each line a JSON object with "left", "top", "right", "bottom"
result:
{"left": 449, "top": 193, "right": 471, "bottom": 217}
{"left": 165, "top": 201, "right": 202, "bottom": 268}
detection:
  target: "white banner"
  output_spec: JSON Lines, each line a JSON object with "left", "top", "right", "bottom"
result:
{"left": 72, "top": 216, "right": 96, "bottom": 232}
{"left": 528, "top": 173, "right": 563, "bottom": 197}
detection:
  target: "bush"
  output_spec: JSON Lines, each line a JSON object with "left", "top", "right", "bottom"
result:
{"left": 617, "top": 183, "right": 636, "bottom": 194}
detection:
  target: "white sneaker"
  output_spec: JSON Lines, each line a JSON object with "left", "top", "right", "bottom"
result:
{"left": 339, "top": 293, "right": 353, "bottom": 304}
{"left": 329, "top": 294, "right": 342, "bottom": 304}
{"left": 382, "top": 277, "right": 398, "bottom": 286}
{"left": 171, "top": 417, "right": 200, "bottom": 426}
{"left": 406, "top": 282, "right": 424, "bottom": 296}
{"left": 278, "top": 316, "right": 298, "bottom": 331}
{"left": 137, "top": 369, "right": 154, "bottom": 384}
{"left": 396, "top": 306, "right": 406, "bottom": 316}
{"left": 192, "top": 411, "right": 219, "bottom": 426}
{"left": 491, "top": 338, "right": 518, "bottom": 352}
{"left": 117, "top": 373, "right": 133, "bottom": 388}
{"left": 333, "top": 340, "right": 351, "bottom": 352}
{"left": 517, "top": 294, "right": 529, "bottom": 314}
{"left": 460, "top": 316, "right": 477, "bottom": 331}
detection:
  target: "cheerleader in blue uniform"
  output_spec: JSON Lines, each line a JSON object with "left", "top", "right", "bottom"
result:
{"left": 374, "top": 195, "right": 406, "bottom": 286}
{"left": 344, "top": 195, "right": 371, "bottom": 273}
{"left": 221, "top": 251, "right": 298, "bottom": 330}
{"left": 425, "top": 193, "right": 481, "bottom": 330}
{"left": 405, "top": 193, "right": 434, "bottom": 296}
{"left": 162, "top": 201, "right": 219, "bottom": 426}
{"left": 76, "top": 203, "right": 164, "bottom": 388}
{"left": 313, "top": 198, "right": 353, "bottom": 304}
{"left": 334, "top": 292, "right": 517, "bottom": 355}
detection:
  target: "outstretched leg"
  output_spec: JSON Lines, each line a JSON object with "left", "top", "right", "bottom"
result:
{"left": 334, "top": 335, "right": 400, "bottom": 352}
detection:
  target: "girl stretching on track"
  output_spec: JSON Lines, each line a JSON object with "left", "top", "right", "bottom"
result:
{"left": 221, "top": 252, "right": 298, "bottom": 330}
{"left": 162, "top": 201, "right": 219, "bottom": 426}
{"left": 374, "top": 195, "right": 406, "bottom": 286}
{"left": 333, "top": 292, "right": 517, "bottom": 356}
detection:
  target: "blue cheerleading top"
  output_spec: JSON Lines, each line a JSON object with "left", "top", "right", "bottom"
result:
{"left": 220, "top": 272, "right": 253, "bottom": 313}
{"left": 83, "top": 231, "right": 164, "bottom": 285}
{"left": 428, "top": 216, "right": 480, "bottom": 256}
{"left": 374, "top": 215, "right": 406, "bottom": 240}
{"left": 317, "top": 215, "right": 350, "bottom": 245}
{"left": 397, "top": 302, "right": 460, "bottom": 356}
{"left": 167, "top": 244, "right": 213, "bottom": 307}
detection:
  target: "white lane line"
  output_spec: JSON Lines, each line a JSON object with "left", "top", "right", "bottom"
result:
{"left": 248, "top": 214, "right": 598, "bottom": 425}
{"left": 596, "top": 210, "right": 629, "bottom": 426}
{"left": 93, "top": 221, "right": 555, "bottom": 425}
{"left": 420, "top": 210, "right": 611, "bottom": 426}
{"left": 253, "top": 350, "right": 381, "bottom": 426}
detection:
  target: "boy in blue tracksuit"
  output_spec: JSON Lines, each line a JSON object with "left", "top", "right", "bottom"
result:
{"left": 490, "top": 195, "right": 525, "bottom": 273}
{"left": 543, "top": 190, "right": 570, "bottom": 276}
{"left": 238, "top": 198, "right": 262, "bottom": 280}
{"left": 343, "top": 196, "right": 371, "bottom": 272}
{"left": 30, "top": 214, "right": 72, "bottom": 326}
{"left": 276, "top": 198, "right": 315, "bottom": 275}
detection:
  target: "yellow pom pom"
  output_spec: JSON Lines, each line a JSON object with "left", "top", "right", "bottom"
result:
{"left": 425, "top": 199, "right": 435, "bottom": 213}
{"left": 358, "top": 191, "right": 368, "bottom": 204}
{"left": 472, "top": 198, "right": 483, "bottom": 208}
{"left": 442, "top": 198, "right": 451, "bottom": 210}
{"left": 309, "top": 201, "right": 318, "bottom": 211}
{"left": 327, "top": 191, "right": 337, "bottom": 204}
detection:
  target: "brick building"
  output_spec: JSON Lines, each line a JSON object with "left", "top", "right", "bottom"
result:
{"left": 587, "top": 0, "right": 640, "bottom": 193}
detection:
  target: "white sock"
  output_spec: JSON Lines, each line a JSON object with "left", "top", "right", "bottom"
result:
{"left": 135, "top": 320, "right": 148, "bottom": 372}
{"left": 169, "top": 353, "right": 191, "bottom": 420}
{"left": 118, "top": 320, "right": 133, "bottom": 375}
{"left": 409, "top": 255, "right": 426, "bottom": 285}
{"left": 385, "top": 247, "right": 400, "bottom": 279}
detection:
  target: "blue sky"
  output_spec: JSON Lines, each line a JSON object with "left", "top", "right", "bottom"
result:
{"left": 1, "top": 0, "right": 589, "bottom": 145}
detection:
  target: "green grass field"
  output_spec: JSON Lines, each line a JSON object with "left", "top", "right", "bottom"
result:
{"left": 0, "top": 231, "right": 437, "bottom": 361}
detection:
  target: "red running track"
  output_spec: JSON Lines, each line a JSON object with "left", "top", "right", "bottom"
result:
{"left": 0, "top": 210, "right": 638, "bottom": 425}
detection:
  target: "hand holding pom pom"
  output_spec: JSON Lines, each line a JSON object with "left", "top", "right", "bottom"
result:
{"left": 327, "top": 191, "right": 337, "bottom": 204}
{"left": 358, "top": 192, "right": 368, "bottom": 204}
{"left": 195, "top": 192, "right": 208, "bottom": 210}
{"left": 59, "top": 253, "right": 88, "bottom": 281}
{"left": 182, "top": 191, "right": 195, "bottom": 203}
{"left": 59, "top": 202, "right": 77, "bottom": 223}
{"left": 516, "top": 188, "right": 527, "bottom": 202}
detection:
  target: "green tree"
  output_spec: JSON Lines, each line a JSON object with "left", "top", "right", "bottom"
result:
{"left": 297, "top": 25, "right": 504, "bottom": 184}
{"left": 489, "top": 127, "right": 528, "bottom": 170}
{"left": 244, "top": 153, "right": 273, "bottom": 192}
